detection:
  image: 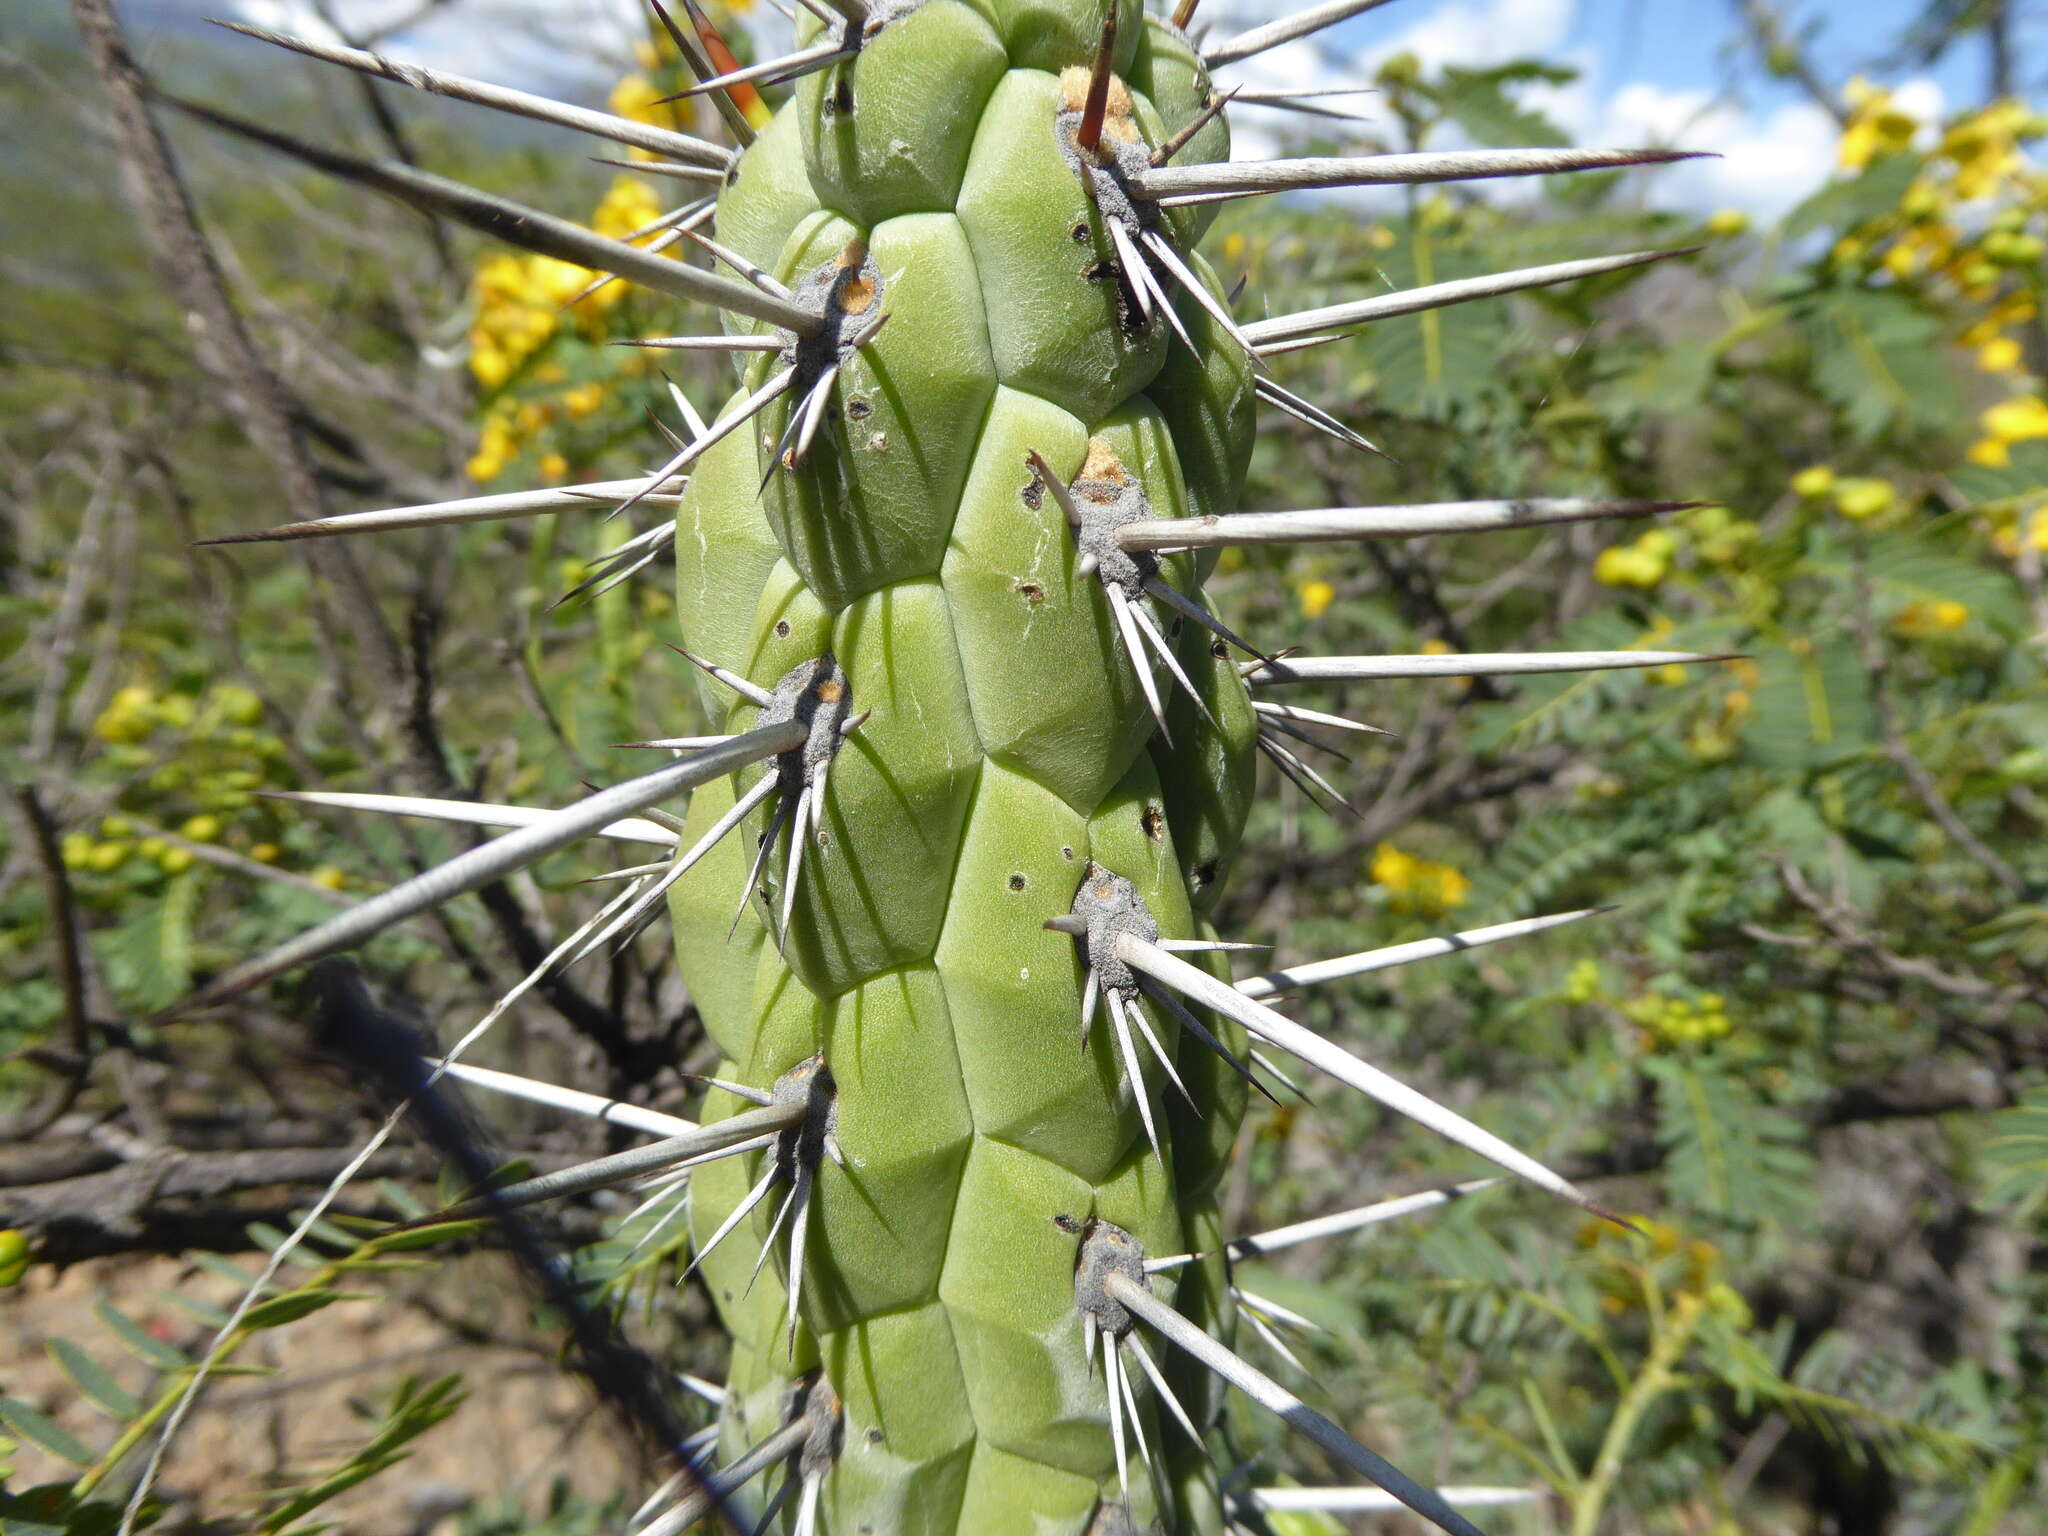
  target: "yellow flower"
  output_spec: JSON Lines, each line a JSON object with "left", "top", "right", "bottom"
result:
{"left": 1833, "top": 477, "right": 1897, "bottom": 520}
{"left": 1652, "top": 663, "right": 1689, "bottom": 686}
{"left": 1705, "top": 209, "right": 1749, "bottom": 238}
{"left": 1977, "top": 336, "right": 2023, "bottom": 373}
{"left": 470, "top": 344, "right": 514, "bottom": 392}
{"left": 593, "top": 176, "right": 661, "bottom": 238}
{"left": 1370, "top": 842, "right": 1470, "bottom": 917}
{"left": 1900, "top": 178, "right": 1944, "bottom": 221}
{"left": 538, "top": 453, "right": 570, "bottom": 482}
{"left": 1562, "top": 958, "right": 1602, "bottom": 1004}
{"left": 1220, "top": 232, "right": 1247, "bottom": 264}
{"left": 1892, "top": 599, "right": 1970, "bottom": 636}
{"left": 1839, "top": 79, "right": 1918, "bottom": 171}
{"left": 560, "top": 383, "right": 605, "bottom": 418}
{"left": 466, "top": 449, "right": 508, "bottom": 483}
{"left": 1969, "top": 436, "right": 2012, "bottom": 468}
{"left": 1984, "top": 394, "right": 2048, "bottom": 442}
{"left": 309, "top": 866, "right": 349, "bottom": 892}
{"left": 607, "top": 73, "right": 670, "bottom": 159}
{"left": 1594, "top": 539, "right": 1669, "bottom": 589}
{"left": 1296, "top": 578, "right": 1336, "bottom": 618}
{"left": 1790, "top": 465, "right": 1836, "bottom": 499}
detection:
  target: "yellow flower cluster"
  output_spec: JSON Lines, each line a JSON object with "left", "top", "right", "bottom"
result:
{"left": 1593, "top": 508, "right": 1753, "bottom": 593}
{"left": 466, "top": 175, "right": 666, "bottom": 482}
{"left": 1370, "top": 841, "right": 1470, "bottom": 917}
{"left": 1789, "top": 466, "right": 1900, "bottom": 521}
{"left": 1295, "top": 577, "right": 1337, "bottom": 618}
{"left": 80, "top": 682, "right": 329, "bottom": 883}
{"left": 1575, "top": 1215, "right": 1745, "bottom": 1322}
{"left": 1595, "top": 528, "right": 1677, "bottom": 589}
{"left": 1625, "top": 990, "right": 1733, "bottom": 1049}
{"left": 1990, "top": 504, "right": 2048, "bottom": 558}
{"left": 1892, "top": 598, "right": 1971, "bottom": 637}
{"left": 1969, "top": 392, "right": 2048, "bottom": 469}
{"left": 1829, "top": 86, "right": 2046, "bottom": 386}
{"left": 1839, "top": 78, "right": 1921, "bottom": 172}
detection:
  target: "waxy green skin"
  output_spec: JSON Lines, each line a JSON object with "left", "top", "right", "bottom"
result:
{"left": 669, "top": 3, "right": 1259, "bottom": 1527}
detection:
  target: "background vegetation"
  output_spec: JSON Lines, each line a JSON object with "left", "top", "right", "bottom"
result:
{"left": 2, "top": 0, "right": 2044, "bottom": 1530}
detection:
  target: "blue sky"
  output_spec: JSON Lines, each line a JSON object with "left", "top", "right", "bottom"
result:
{"left": 215, "top": 0, "right": 2037, "bottom": 211}
{"left": 1203, "top": 0, "right": 2033, "bottom": 209}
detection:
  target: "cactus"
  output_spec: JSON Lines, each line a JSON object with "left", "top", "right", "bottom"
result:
{"left": 166, "top": 2, "right": 1714, "bottom": 1531}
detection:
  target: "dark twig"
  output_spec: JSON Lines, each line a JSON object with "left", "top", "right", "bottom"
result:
{"left": 1849, "top": 536, "right": 2027, "bottom": 897}
{"left": 3, "top": 785, "right": 94, "bottom": 1139}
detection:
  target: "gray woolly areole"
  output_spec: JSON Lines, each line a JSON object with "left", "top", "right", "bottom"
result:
{"left": 794, "top": 1375, "right": 843, "bottom": 1480}
{"left": 1072, "top": 862, "right": 1160, "bottom": 997}
{"left": 758, "top": 654, "right": 853, "bottom": 794}
{"left": 769, "top": 1053, "right": 838, "bottom": 1178}
{"left": 1054, "top": 105, "right": 1157, "bottom": 238}
{"left": 1074, "top": 1217, "right": 1149, "bottom": 1339}
{"left": 1072, "top": 463, "right": 1158, "bottom": 597}
{"left": 780, "top": 245, "right": 886, "bottom": 387}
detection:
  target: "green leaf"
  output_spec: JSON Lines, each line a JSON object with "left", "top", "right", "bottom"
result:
{"left": 1980, "top": 1086, "right": 2048, "bottom": 1217}
{"left": 189, "top": 1253, "right": 269, "bottom": 1291}
{"left": 0, "top": 1398, "right": 92, "bottom": 1466}
{"left": 1949, "top": 439, "right": 2048, "bottom": 507}
{"left": 1741, "top": 640, "right": 1877, "bottom": 770}
{"left": 241, "top": 1289, "right": 345, "bottom": 1331}
{"left": 46, "top": 1340, "right": 140, "bottom": 1421}
{"left": 1804, "top": 538, "right": 2028, "bottom": 639}
{"left": 1435, "top": 63, "right": 1571, "bottom": 147}
{"left": 258, "top": 1456, "right": 403, "bottom": 1533}
{"left": 92, "top": 1302, "right": 188, "bottom": 1371}
{"left": 1645, "top": 1058, "right": 1815, "bottom": 1227}
{"left": 1801, "top": 287, "right": 1960, "bottom": 441}
{"left": 363, "top": 1219, "right": 488, "bottom": 1254}
{"left": 1783, "top": 154, "right": 1923, "bottom": 240}
{"left": 162, "top": 1292, "right": 233, "bottom": 1330}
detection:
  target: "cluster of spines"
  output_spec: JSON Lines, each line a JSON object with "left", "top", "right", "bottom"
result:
{"left": 146, "top": 0, "right": 1721, "bottom": 1531}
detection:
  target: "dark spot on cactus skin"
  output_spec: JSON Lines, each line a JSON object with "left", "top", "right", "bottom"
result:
{"left": 1142, "top": 805, "right": 1165, "bottom": 840}
{"left": 865, "top": 1428, "right": 884, "bottom": 1446}
{"left": 775, "top": 619, "right": 792, "bottom": 638}
{"left": 1015, "top": 581, "right": 1045, "bottom": 604}
{"left": 828, "top": 79, "right": 855, "bottom": 116}
{"left": 1021, "top": 474, "right": 1045, "bottom": 511}
{"left": 1169, "top": 615, "right": 1184, "bottom": 637}
{"left": 1210, "top": 639, "right": 1230, "bottom": 660}
{"left": 1070, "top": 221, "right": 1092, "bottom": 243}
{"left": 1193, "top": 859, "right": 1220, "bottom": 889}
{"left": 846, "top": 396, "right": 872, "bottom": 421}
{"left": 1051, "top": 1212, "right": 1085, "bottom": 1234}
{"left": 1080, "top": 258, "right": 1147, "bottom": 339}
{"left": 1008, "top": 873, "right": 1027, "bottom": 891}
{"left": 1061, "top": 846, "right": 1075, "bottom": 860}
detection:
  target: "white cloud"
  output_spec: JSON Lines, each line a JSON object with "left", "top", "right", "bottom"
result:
{"left": 1371, "top": 0, "right": 1574, "bottom": 71}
